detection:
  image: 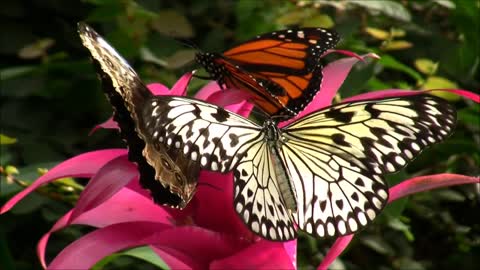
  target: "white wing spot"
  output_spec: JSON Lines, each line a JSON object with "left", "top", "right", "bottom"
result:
{"left": 358, "top": 212, "right": 367, "bottom": 225}
{"left": 348, "top": 218, "right": 358, "bottom": 231}
{"left": 243, "top": 210, "right": 250, "bottom": 221}
{"left": 200, "top": 156, "right": 207, "bottom": 166}
{"left": 327, "top": 222, "right": 335, "bottom": 236}
{"left": 316, "top": 225, "right": 325, "bottom": 237}
{"left": 306, "top": 223, "right": 313, "bottom": 233}
{"left": 366, "top": 209, "right": 376, "bottom": 220}
{"left": 411, "top": 142, "right": 420, "bottom": 151}
{"left": 386, "top": 162, "right": 395, "bottom": 172}
{"left": 338, "top": 220, "right": 347, "bottom": 234}
{"left": 378, "top": 189, "right": 388, "bottom": 200}
{"left": 395, "top": 156, "right": 406, "bottom": 165}
{"left": 211, "top": 161, "right": 218, "bottom": 171}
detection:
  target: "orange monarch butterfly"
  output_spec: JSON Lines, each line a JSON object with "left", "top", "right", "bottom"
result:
{"left": 195, "top": 28, "right": 340, "bottom": 120}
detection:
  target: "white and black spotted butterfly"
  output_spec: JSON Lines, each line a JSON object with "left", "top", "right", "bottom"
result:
{"left": 144, "top": 94, "right": 456, "bottom": 241}
{"left": 78, "top": 23, "right": 199, "bottom": 209}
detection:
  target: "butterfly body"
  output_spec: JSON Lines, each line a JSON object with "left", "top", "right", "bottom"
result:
{"left": 196, "top": 28, "right": 340, "bottom": 119}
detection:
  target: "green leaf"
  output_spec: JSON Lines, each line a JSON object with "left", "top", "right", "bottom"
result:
{"left": 458, "top": 104, "right": 480, "bottom": 128}
{"left": 276, "top": 10, "right": 307, "bottom": 25}
{"left": 378, "top": 54, "right": 423, "bottom": 81}
{"left": 421, "top": 76, "right": 461, "bottom": 101}
{"left": 151, "top": 10, "right": 194, "bottom": 38}
{"left": 365, "top": 27, "right": 390, "bottom": 40}
{"left": 86, "top": 2, "right": 124, "bottom": 22}
{"left": 414, "top": 58, "right": 438, "bottom": 75}
{"left": 388, "top": 218, "right": 414, "bottom": 241}
{"left": 433, "top": 189, "right": 466, "bottom": 202}
{"left": 367, "top": 77, "right": 391, "bottom": 90}
{"left": 10, "top": 192, "right": 49, "bottom": 214}
{"left": 0, "top": 134, "right": 17, "bottom": 145}
{"left": 92, "top": 246, "right": 169, "bottom": 270}
{"left": 123, "top": 247, "right": 169, "bottom": 269}
{"left": 360, "top": 235, "right": 395, "bottom": 255}
{"left": 433, "top": 0, "right": 456, "bottom": 9}
{"left": 382, "top": 40, "right": 413, "bottom": 51}
{"left": 0, "top": 66, "right": 36, "bottom": 80}
{"left": 301, "top": 14, "right": 335, "bottom": 28}
{"left": 18, "top": 38, "right": 55, "bottom": 59}
{"left": 348, "top": 0, "right": 411, "bottom": 21}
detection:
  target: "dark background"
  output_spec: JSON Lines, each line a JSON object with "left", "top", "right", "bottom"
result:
{"left": 1, "top": 0, "right": 479, "bottom": 269}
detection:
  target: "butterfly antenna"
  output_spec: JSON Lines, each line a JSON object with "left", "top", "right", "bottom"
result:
{"left": 172, "top": 36, "right": 201, "bottom": 51}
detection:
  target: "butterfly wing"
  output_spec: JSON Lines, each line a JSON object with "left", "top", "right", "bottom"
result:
{"left": 78, "top": 23, "right": 199, "bottom": 208}
{"left": 281, "top": 94, "right": 456, "bottom": 237}
{"left": 197, "top": 28, "right": 340, "bottom": 118}
{"left": 141, "top": 96, "right": 296, "bottom": 240}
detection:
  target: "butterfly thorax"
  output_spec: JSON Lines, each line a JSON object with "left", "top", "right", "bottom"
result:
{"left": 195, "top": 52, "right": 226, "bottom": 83}
{"left": 263, "top": 119, "right": 281, "bottom": 142}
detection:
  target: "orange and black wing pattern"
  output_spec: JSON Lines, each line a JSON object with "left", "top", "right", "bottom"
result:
{"left": 196, "top": 28, "right": 340, "bottom": 119}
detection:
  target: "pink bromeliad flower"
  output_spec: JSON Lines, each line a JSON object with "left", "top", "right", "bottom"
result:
{"left": 1, "top": 52, "right": 479, "bottom": 270}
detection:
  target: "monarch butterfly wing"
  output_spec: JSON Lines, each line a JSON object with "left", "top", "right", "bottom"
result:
{"left": 196, "top": 28, "right": 340, "bottom": 118}
{"left": 222, "top": 28, "right": 340, "bottom": 117}
{"left": 141, "top": 97, "right": 296, "bottom": 240}
{"left": 223, "top": 28, "right": 339, "bottom": 73}
{"left": 217, "top": 59, "right": 291, "bottom": 116}
{"left": 282, "top": 94, "right": 456, "bottom": 237}
{"left": 78, "top": 23, "right": 199, "bottom": 208}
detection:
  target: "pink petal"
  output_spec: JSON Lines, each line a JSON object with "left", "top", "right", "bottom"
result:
{"left": 203, "top": 88, "right": 253, "bottom": 107}
{"left": 211, "top": 240, "right": 296, "bottom": 270}
{"left": 0, "top": 149, "right": 127, "bottom": 214}
{"left": 190, "top": 171, "right": 255, "bottom": 238}
{"left": 323, "top": 49, "right": 374, "bottom": 61}
{"left": 194, "top": 81, "right": 222, "bottom": 100}
{"left": 150, "top": 226, "right": 241, "bottom": 268}
{"left": 89, "top": 117, "right": 119, "bottom": 135}
{"left": 150, "top": 246, "right": 200, "bottom": 269}
{"left": 224, "top": 100, "right": 254, "bottom": 117}
{"left": 39, "top": 188, "right": 173, "bottom": 268}
{"left": 283, "top": 240, "right": 298, "bottom": 269}
{"left": 48, "top": 223, "right": 238, "bottom": 270}
{"left": 317, "top": 235, "right": 354, "bottom": 270}
{"left": 280, "top": 53, "right": 379, "bottom": 127}
{"left": 47, "top": 221, "right": 172, "bottom": 269}
{"left": 318, "top": 174, "right": 479, "bottom": 270}
{"left": 146, "top": 83, "right": 170, "bottom": 95}
{"left": 342, "top": 89, "right": 480, "bottom": 103}
{"left": 70, "top": 155, "right": 138, "bottom": 221}
{"left": 389, "top": 174, "right": 480, "bottom": 202}
{"left": 169, "top": 72, "right": 194, "bottom": 96}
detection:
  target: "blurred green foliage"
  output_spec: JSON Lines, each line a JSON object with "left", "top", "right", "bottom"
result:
{"left": 1, "top": 0, "right": 479, "bottom": 269}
